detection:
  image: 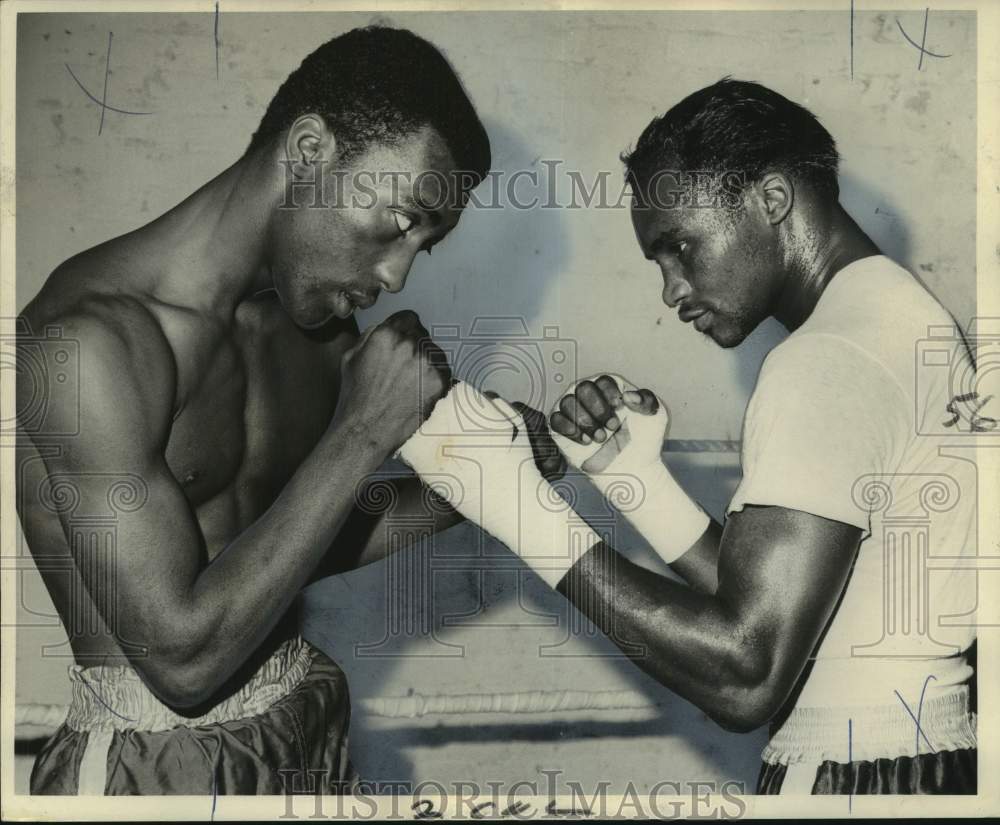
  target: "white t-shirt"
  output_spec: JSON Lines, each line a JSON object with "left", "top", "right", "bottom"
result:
{"left": 727, "top": 255, "right": 980, "bottom": 710}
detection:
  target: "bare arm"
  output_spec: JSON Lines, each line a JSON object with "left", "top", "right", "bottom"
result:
{"left": 556, "top": 505, "right": 862, "bottom": 731}
{"left": 544, "top": 357, "right": 890, "bottom": 729}
{"left": 18, "top": 303, "right": 448, "bottom": 708}
{"left": 663, "top": 518, "right": 723, "bottom": 594}
{"left": 549, "top": 375, "right": 722, "bottom": 593}
{"left": 310, "top": 475, "right": 463, "bottom": 577}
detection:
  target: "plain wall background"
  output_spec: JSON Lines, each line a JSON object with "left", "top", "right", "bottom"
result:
{"left": 14, "top": 9, "right": 976, "bottom": 794}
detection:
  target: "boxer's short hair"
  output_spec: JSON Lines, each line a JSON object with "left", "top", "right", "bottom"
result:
{"left": 623, "top": 77, "right": 840, "bottom": 205}
{"left": 249, "top": 26, "right": 491, "bottom": 185}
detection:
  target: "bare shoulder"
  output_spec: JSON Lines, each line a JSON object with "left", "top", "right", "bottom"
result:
{"left": 17, "top": 292, "right": 178, "bottom": 457}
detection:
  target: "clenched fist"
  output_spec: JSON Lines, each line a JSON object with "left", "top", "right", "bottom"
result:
{"left": 333, "top": 310, "right": 451, "bottom": 455}
{"left": 548, "top": 373, "right": 710, "bottom": 566}
{"left": 549, "top": 373, "right": 662, "bottom": 475}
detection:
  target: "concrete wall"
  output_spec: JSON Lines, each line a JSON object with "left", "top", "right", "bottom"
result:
{"left": 14, "top": 9, "right": 976, "bottom": 794}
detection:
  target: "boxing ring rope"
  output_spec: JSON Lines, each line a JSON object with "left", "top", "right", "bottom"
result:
{"left": 362, "top": 689, "right": 658, "bottom": 719}
{"left": 664, "top": 439, "right": 740, "bottom": 453}
{"left": 14, "top": 689, "right": 659, "bottom": 738}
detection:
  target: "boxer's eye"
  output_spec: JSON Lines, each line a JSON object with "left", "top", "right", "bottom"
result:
{"left": 392, "top": 211, "right": 415, "bottom": 236}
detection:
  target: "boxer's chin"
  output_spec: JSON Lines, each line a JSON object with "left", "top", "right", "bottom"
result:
{"left": 298, "top": 293, "right": 356, "bottom": 328}
{"left": 294, "top": 303, "right": 342, "bottom": 330}
{"left": 704, "top": 315, "right": 748, "bottom": 349}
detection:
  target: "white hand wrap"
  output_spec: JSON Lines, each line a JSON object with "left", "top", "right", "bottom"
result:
{"left": 397, "top": 381, "right": 603, "bottom": 588}
{"left": 550, "top": 374, "right": 710, "bottom": 565}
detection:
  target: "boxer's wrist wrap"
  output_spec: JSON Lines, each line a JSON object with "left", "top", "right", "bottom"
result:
{"left": 551, "top": 374, "right": 710, "bottom": 565}
{"left": 397, "top": 381, "right": 602, "bottom": 588}
{"left": 612, "top": 457, "right": 711, "bottom": 564}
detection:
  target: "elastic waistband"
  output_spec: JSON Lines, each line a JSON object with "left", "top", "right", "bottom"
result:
{"left": 762, "top": 685, "right": 976, "bottom": 766}
{"left": 65, "top": 636, "right": 313, "bottom": 733}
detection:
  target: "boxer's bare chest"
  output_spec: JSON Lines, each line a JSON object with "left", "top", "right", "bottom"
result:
{"left": 161, "top": 295, "right": 354, "bottom": 559}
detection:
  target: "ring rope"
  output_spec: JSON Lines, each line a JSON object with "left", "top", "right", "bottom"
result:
{"left": 14, "top": 689, "right": 658, "bottom": 736}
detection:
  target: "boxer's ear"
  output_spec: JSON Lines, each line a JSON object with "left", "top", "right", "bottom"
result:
{"left": 755, "top": 171, "right": 793, "bottom": 226}
{"left": 284, "top": 114, "right": 337, "bottom": 180}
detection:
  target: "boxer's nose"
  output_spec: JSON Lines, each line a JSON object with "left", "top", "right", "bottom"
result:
{"left": 660, "top": 265, "right": 692, "bottom": 308}
{"left": 375, "top": 249, "right": 418, "bottom": 294}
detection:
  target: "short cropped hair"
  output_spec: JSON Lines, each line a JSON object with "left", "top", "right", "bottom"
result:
{"left": 622, "top": 78, "right": 840, "bottom": 203}
{"left": 248, "top": 26, "right": 491, "bottom": 184}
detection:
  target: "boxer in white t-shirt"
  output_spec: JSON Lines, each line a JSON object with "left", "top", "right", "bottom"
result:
{"left": 551, "top": 79, "right": 983, "bottom": 794}
{"left": 400, "top": 79, "right": 983, "bottom": 795}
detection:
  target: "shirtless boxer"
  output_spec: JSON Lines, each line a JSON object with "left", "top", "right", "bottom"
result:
{"left": 15, "top": 26, "right": 561, "bottom": 796}
{"left": 399, "top": 79, "right": 980, "bottom": 795}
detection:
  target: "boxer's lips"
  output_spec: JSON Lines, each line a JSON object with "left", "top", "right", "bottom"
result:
{"left": 678, "top": 307, "right": 707, "bottom": 323}
{"left": 327, "top": 293, "right": 353, "bottom": 319}
{"left": 348, "top": 291, "right": 379, "bottom": 310}
{"left": 327, "top": 291, "right": 377, "bottom": 318}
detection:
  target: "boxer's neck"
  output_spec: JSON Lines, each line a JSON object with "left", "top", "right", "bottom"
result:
{"left": 773, "top": 201, "right": 881, "bottom": 332}
{"left": 131, "top": 147, "right": 277, "bottom": 322}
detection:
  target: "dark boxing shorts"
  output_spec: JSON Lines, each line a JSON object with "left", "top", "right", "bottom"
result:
{"left": 757, "top": 747, "right": 976, "bottom": 794}
{"left": 30, "top": 637, "right": 355, "bottom": 795}
{"left": 755, "top": 686, "right": 977, "bottom": 795}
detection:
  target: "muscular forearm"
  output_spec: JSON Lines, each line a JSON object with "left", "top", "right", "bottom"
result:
{"left": 663, "top": 518, "right": 723, "bottom": 594}
{"left": 310, "top": 475, "right": 465, "bottom": 579}
{"left": 556, "top": 542, "right": 776, "bottom": 732}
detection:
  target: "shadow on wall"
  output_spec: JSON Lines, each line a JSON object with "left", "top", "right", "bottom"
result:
{"left": 839, "top": 169, "right": 962, "bottom": 324}
{"left": 355, "top": 117, "right": 570, "bottom": 365}
{"left": 839, "top": 170, "right": 912, "bottom": 267}
{"left": 455, "top": 118, "right": 572, "bottom": 328}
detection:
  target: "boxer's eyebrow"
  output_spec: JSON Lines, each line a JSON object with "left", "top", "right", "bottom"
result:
{"left": 399, "top": 192, "right": 444, "bottom": 227}
{"left": 396, "top": 193, "right": 453, "bottom": 254}
{"left": 645, "top": 230, "right": 684, "bottom": 260}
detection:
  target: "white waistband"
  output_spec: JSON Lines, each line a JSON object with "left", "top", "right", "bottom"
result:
{"left": 762, "top": 685, "right": 976, "bottom": 766}
{"left": 65, "top": 636, "right": 313, "bottom": 733}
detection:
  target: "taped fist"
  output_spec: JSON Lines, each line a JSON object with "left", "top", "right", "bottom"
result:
{"left": 548, "top": 373, "right": 709, "bottom": 566}
{"left": 397, "top": 381, "right": 600, "bottom": 588}
{"left": 549, "top": 373, "right": 666, "bottom": 476}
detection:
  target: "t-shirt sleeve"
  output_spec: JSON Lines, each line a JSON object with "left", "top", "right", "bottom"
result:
{"left": 726, "top": 333, "right": 909, "bottom": 535}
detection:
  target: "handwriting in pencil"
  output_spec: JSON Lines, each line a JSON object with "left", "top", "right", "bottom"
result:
{"left": 895, "top": 9, "right": 953, "bottom": 71}
{"left": 64, "top": 31, "right": 153, "bottom": 135}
